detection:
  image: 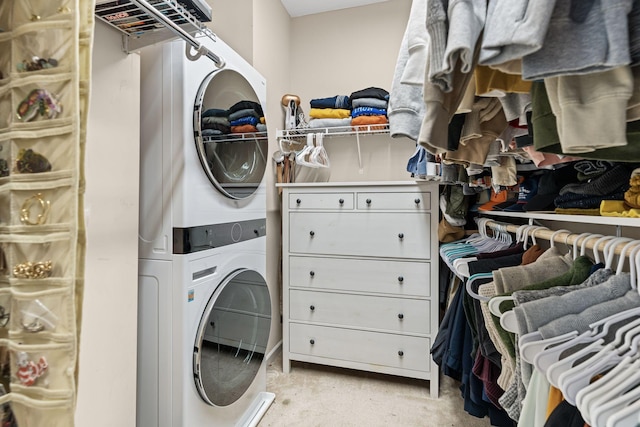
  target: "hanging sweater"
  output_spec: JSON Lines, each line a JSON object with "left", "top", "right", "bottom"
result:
{"left": 388, "top": 0, "right": 428, "bottom": 141}
{"left": 522, "top": 0, "right": 634, "bottom": 80}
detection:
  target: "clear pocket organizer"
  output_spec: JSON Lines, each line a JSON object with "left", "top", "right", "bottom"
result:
{"left": 12, "top": 24, "right": 73, "bottom": 77}
{"left": 4, "top": 185, "right": 74, "bottom": 228}
{"left": 12, "top": 80, "right": 69, "bottom": 126}
{"left": 0, "top": 290, "right": 12, "bottom": 333}
{"left": 10, "top": 288, "right": 71, "bottom": 337}
{"left": 12, "top": 0, "right": 73, "bottom": 28}
{"left": 0, "top": 87, "right": 10, "bottom": 131}
{"left": 0, "top": 38, "right": 9, "bottom": 84}
{"left": 3, "top": 233, "right": 73, "bottom": 282}
{"left": 10, "top": 395, "right": 73, "bottom": 427}
{"left": 9, "top": 341, "right": 74, "bottom": 392}
{"left": 10, "top": 131, "right": 76, "bottom": 176}
{"left": 0, "top": 139, "right": 9, "bottom": 178}
{"left": 0, "top": 2, "right": 12, "bottom": 33}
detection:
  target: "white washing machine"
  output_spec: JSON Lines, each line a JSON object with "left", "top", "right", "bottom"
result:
{"left": 138, "top": 236, "right": 274, "bottom": 427}
{"left": 139, "top": 34, "right": 269, "bottom": 261}
{"left": 137, "top": 33, "right": 273, "bottom": 427}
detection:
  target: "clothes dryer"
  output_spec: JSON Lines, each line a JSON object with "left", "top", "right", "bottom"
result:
{"left": 139, "top": 34, "right": 269, "bottom": 261}
{"left": 137, "top": 234, "right": 274, "bottom": 427}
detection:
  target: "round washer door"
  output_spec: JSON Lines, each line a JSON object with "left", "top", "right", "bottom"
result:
{"left": 193, "top": 268, "right": 271, "bottom": 407}
{"left": 194, "top": 69, "right": 268, "bottom": 200}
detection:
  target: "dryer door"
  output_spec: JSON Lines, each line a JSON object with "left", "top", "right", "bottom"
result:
{"left": 193, "top": 268, "right": 271, "bottom": 407}
{"left": 194, "top": 69, "right": 268, "bottom": 200}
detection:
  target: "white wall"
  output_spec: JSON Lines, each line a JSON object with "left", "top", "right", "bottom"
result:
{"left": 73, "top": 4, "right": 415, "bottom": 425}
{"left": 75, "top": 21, "right": 140, "bottom": 427}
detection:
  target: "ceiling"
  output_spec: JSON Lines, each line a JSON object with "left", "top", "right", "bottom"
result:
{"left": 280, "top": 0, "right": 390, "bottom": 17}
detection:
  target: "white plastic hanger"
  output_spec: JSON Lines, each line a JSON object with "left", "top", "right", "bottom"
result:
{"left": 557, "top": 241, "right": 640, "bottom": 404}
{"left": 591, "top": 383, "right": 640, "bottom": 427}
{"left": 466, "top": 272, "right": 494, "bottom": 302}
{"left": 576, "top": 357, "right": 638, "bottom": 413}
{"left": 572, "top": 232, "right": 593, "bottom": 260}
{"left": 295, "top": 133, "right": 319, "bottom": 168}
{"left": 582, "top": 361, "right": 640, "bottom": 426}
{"left": 498, "top": 229, "right": 576, "bottom": 333}
{"left": 604, "top": 397, "right": 640, "bottom": 427}
{"left": 310, "top": 133, "right": 330, "bottom": 168}
{"left": 487, "top": 224, "right": 541, "bottom": 317}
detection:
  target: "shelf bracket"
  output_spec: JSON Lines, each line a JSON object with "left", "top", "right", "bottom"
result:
{"left": 355, "top": 130, "right": 364, "bottom": 174}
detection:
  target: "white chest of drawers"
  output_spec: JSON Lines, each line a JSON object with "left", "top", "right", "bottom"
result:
{"left": 280, "top": 182, "right": 440, "bottom": 398}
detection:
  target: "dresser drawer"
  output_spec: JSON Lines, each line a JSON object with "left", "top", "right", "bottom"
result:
{"left": 289, "top": 212, "right": 431, "bottom": 259}
{"left": 289, "top": 290, "right": 430, "bottom": 334}
{"left": 289, "top": 323, "right": 431, "bottom": 373}
{"left": 289, "top": 256, "right": 430, "bottom": 297}
{"left": 357, "top": 191, "right": 431, "bottom": 211}
{"left": 288, "top": 192, "right": 354, "bottom": 210}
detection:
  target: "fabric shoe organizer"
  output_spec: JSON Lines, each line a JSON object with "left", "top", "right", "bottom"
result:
{"left": 0, "top": 0, "right": 93, "bottom": 425}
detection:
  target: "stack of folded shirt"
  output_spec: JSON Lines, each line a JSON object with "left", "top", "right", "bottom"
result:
{"left": 349, "top": 87, "right": 389, "bottom": 130}
{"left": 308, "top": 95, "right": 352, "bottom": 129}
{"left": 201, "top": 108, "right": 230, "bottom": 136}
{"left": 228, "top": 100, "right": 265, "bottom": 134}
{"left": 554, "top": 162, "right": 633, "bottom": 212}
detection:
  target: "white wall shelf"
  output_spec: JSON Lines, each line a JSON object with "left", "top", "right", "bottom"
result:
{"left": 277, "top": 124, "right": 389, "bottom": 140}
{"left": 95, "top": 0, "right": 224, "bottom": 66}
{"left": 480, "top": 209, "right": 640, "bottom": 228}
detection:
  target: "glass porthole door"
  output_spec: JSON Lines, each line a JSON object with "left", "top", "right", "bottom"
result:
{"left": 194, "top": 69, "right": 268, "bottom": 200}
{"left": 193, "top": 269, "right": 271, "bottom": 407}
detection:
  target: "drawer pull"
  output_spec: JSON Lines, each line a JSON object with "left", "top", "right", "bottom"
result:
{"left": 310, "top": 305, "right": 315, "bottom": 311}
{"left": 339, "top": 198, "right": 344, "bottom": 205}
{"left": 398, "top": 313, "right": 404, "bottom": 320}
{"left": 310, "top": 231, "right": 315, "bottom": 237}
{"left": 398, "top": 233, "right": 404, "bottom": 239}
{"left": 414, "top": 198, "right": 421, "bottom": 205}
{"left": 309, "top": 271, "right": 315, "bottom": 277}
{"left": 310, "top": 339, "right": 315, "bottom": 345}
{"left": 398, "top": 276, "right": 404, "bottom": 283}
{"left": 296, "top": 198, "right": 302, "bottom": 204}
{"left": 398, "top": 350, "right": 404, "bottom": 357}
{"left": 366, "top": 198, "right": 372, "bottom": 205}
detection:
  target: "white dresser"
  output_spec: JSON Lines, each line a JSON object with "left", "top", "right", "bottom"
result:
{"left": 280, "top": 181, "right": 440, "bottom": 398}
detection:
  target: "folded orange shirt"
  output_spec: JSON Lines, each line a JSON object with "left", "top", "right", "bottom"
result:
{"left": 351, "top": 115, "right": 388, "bottom": 130}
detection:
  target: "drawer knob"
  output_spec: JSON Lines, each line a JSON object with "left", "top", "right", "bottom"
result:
{"left": 310, "top": 305, "right": 315, "bottom": 311}
{"left": 414, "top": 198, "right": 421, "bottom": 204}
{"left": 398, "top": 233, "right": 404, "bottom": 239}
{"left": 310, "top": 271, "right": 315, "bottom": 277}
{"left": 310, "top": 339, "right": 315, "bottom": 345}
{"left": 310, "top": 231, "right": 315, "bottom": 237}
{"left": 366, "top": 198, "right": 372, "bottom": 205}
{"left": 296, "top": 198, "right": 301, "bottom": 204}
{"left": 398, "top": 276, "right": 404, "bottom": 283}
{"left": 398, "top": 313, "right": 404, "bottom": 319}
{"left": 398, "top": 350, "right": 404, "bottom": 357}
{"left": 339, "top": 198, "right": 344, "bottom": 205}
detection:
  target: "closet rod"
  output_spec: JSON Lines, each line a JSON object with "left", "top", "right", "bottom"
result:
{"left": 483, "top": 219, "right": 633, "bottom": 256}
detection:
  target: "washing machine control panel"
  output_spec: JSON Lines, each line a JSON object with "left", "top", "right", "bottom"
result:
{"left": 173, "top": 218, "right": 266, "bottom": 254}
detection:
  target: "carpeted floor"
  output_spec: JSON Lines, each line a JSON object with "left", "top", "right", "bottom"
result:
{"left": 258, "top": 351, "right": 493, "bottom": 427}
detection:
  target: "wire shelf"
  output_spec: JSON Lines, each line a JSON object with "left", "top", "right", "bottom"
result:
{"left": 94, "top": 0, "right": 223, "bottom": 67}
{"left": 276, "top": 124, "right": 390, "bottom": 140}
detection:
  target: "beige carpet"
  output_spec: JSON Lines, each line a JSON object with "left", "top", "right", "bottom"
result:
{"left": 259, "top": 351, "right": 493, "bottom": 427}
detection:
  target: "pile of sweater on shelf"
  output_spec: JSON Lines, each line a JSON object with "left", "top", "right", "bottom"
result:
{"left": 349, "top": 86, "right": 389, "bottom": 130}
{"left": 228, "top": 100, "right": 266, "bottom": 134}
{"left": 201, "top": 108, "right": 230, "bottom": 137}
{"left": 307, "top": 95, "right": 352, "bottom": 129}
{"left": 201, "top": 100, "right": 266, "bottom": 137}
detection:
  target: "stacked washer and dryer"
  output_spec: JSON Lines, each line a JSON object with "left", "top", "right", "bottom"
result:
{"left": 137, "top": 35, "right": 274, "bottom": 427}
